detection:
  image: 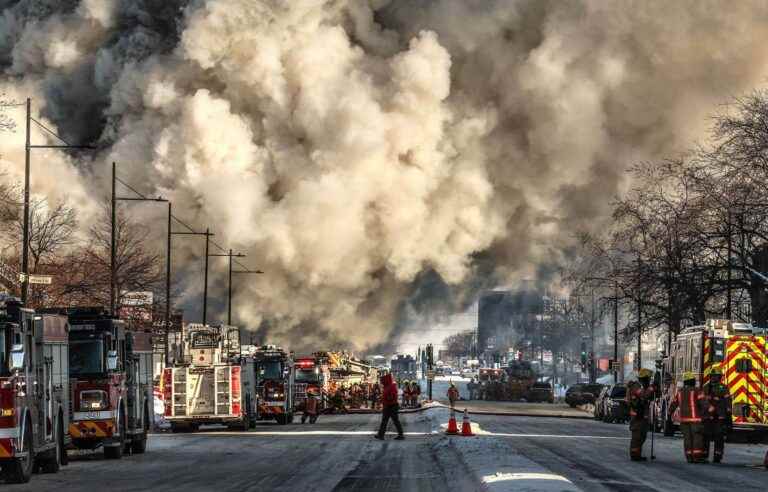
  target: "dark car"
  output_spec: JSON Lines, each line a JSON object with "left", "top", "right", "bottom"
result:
{"left": 596, "top": 383, "right": 629, "bottom": 423}
{"left": 527, "top": 381, "right": 554, "bottom": 403}
{"left": 566, "top": 383, "right": 604, "bottom": 407}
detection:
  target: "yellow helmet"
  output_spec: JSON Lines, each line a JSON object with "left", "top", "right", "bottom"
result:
{"left": 683, "top": 372, "right": 696, "bottom": 382}
{"left": 638, "top": 368, "right": 653, "bottom": 379}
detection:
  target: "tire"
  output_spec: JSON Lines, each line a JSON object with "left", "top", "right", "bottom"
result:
{"left": 39, "top": 417, "right": 64, "bottom": 473}
{"left": 287, "top": 413, "right": 294, "bottom": 424}
{"left": 276, "top": 414, "right": 288, "bottom": 425}
{"left": 3, "top": 420, "right": 34, "bottom": 483}
{"left": 131, "top": 407, "right": 149, "bottom": 454}
{"left": 104, "top": 411, "right": 125, "bottom": 460}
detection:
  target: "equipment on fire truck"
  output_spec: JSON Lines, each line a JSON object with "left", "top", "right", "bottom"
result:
{"left": 0, "top": 297, "right": 69, "bottom": 483}
{"left": 253, "top": 345, "right": 295, "bottom": 425}
{"left": 44, "top": 306, "right": 154, "bottom": 459}
{"left": 162, "top": 324, "right": 256, "bottom": 432}
{"left": 659, "top": 319, "right": 767, "bottom": 438}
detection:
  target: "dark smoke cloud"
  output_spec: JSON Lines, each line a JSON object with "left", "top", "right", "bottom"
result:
{"left": 2, "top": 1, "right": 768, "bottom": 353}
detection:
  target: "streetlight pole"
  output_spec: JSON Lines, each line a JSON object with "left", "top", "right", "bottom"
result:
{"left": 613, "top": 279, "right": 619, "bottom": 384}
{"left": 208, "top": 250, "right": 255, "bottom": 325}
{"left": 21, "top": 97, "right": 95, "bottom": 304}
{"left": 110, "top": 162, "right": 167, "bottom": 315}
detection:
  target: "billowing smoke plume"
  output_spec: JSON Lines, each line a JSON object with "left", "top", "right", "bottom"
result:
{"left": 2, "top": 0, "right": 768, "bottom": 351}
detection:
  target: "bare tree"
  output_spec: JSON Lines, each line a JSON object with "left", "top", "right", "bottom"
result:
{"left": 0, "top": 93, "right": 17, "bottom": 133}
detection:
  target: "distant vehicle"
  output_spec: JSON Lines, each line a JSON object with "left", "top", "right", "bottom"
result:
{"left": 528, "top": 381, "right": 554, "bottom": 403}
{"left": 253, "top": 345, "right": 295, "bottom": 425}
{"left": 595, "top": 384, "right": 628, "bottom": 423}
{"left": 565, "top": 383, "right": 604, "bottom": 407}
{"left": 460, "top": 368, "right": 475, "bottom": 378}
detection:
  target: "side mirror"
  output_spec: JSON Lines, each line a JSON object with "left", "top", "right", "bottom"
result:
{"left": 107, "top": 350, "right": 118, "bottom": 371}
{"left": 9, "top": 344, "right": 25, "bottom": 371}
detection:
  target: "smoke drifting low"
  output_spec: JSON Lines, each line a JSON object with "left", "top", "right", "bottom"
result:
{"left": 2, "top": 0, "right": 768, "bottom": 352}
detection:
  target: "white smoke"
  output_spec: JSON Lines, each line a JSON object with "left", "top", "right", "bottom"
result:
{"left": 2, "top": 0, "right": 768, "bottom": 351}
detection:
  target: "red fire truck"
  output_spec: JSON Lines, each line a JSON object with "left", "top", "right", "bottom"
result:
{"left": 59, "top": 307, "right": 154, "bottom": 458}
{"left": 0, "top": 298, "right": 69, "bottom": 483}
{"left": 254, "top": 345, "right": 295, "bottom": 424}
{"left": 659, "top": 319, "right": 767, "bottom": 438}
{"left": 293, "top": 354, "right": 331, "bottom": 413}
{"left": 163, "top": 324, "right": 256, "bottom": 431}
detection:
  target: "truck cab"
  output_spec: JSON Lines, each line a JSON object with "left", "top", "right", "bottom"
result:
{"left": 52, "top": 307, "right": 153, "bottom": 459}
{"left": 294, "top": 356, "right": 330, "bottom": 413}
{"left": 0, "top": 297, "right": 69, "bottom": 483}
{"left": 254, "top": 345, "right": 294, "bottom": 425}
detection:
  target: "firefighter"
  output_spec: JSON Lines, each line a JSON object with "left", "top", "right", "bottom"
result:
{"left": 702, "top": 368, "right": 732, "bottom": 463}
{"left": 669, "top": 372, "right": 707, "bottom": 463}
{"left": 413, "top": 381, "right": 421, "bottom": 407}
{"left": 447, "top": 381, "right": 459, "bottom": 408}
{"left": 301, "top": 388, "right": 320, "bottom": 424}
{"left": 467, "top": 378, "right": 477, "bottom": 400}
{"left": 371, "top": 383, "right": 381, "bottom": 410}
{"left": 401, "top": 381, "right": 410, "bottom": 408}
{"left": 628, "top": 368, "right": 656, "bottom": 461}
{"left": 375, "top": 373, "right": 404, "bottom": 440}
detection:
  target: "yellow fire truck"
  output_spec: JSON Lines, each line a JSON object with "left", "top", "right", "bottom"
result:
{"left": 659, "top": 319, "right": 767, "bottom": 438}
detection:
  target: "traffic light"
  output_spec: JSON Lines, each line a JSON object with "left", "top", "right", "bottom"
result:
{"left": 580, "top": 340, "right": 587, "bottom": 369}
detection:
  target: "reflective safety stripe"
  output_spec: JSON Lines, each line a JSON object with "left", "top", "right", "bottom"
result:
{"left": 69, "top": 420, "right": 115, "bottom": 438}
{"left": 0, "top": 438, "right": 13, "bottom": 457}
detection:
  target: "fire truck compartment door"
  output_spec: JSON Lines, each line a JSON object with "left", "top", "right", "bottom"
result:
{"left": 188, "top": 370, "right": 215, "bottom": 416}
{"left": 725, "top": 337, "right": 765, "bottom": 424}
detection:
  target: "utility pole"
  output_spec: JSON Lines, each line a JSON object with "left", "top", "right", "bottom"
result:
{"left": 169, "top": 228, "right": 214, "bottom": 324}
{"left": 726, "top": 212, "right": 732, "bottom": 320}
{"left": 20, "top": 98, "right": 94, "bottom": 304}
{"left": 110, "top": 162, "right": 167, "bottom": 316}
{"left": 613, "top": 279, "right": 619, "bottom": 384}
{"left": 203, "top": 228, "right": 210, "bottom": 324}
{"left": 165, "top": 202, "right": 172, "bottom": 365}
{"left": 209, "top": 250, "right": 261, "bottom": 325}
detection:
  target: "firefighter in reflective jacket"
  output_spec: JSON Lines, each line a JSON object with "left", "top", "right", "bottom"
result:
{"left": 669, "top": 372, "right": 707, "bottom": 463}
{"left": 702, "top": 368, "right": 732, "bottom": 463}
{"left": 628, "top": 368, "right": 655, "bottom": 461}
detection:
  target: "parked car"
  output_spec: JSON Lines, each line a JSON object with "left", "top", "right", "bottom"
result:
{"left": 527, "top": 381, "right": 555, "bottom": 403}
{"left": 565, "top": 383, "right": 604, "bottom": 407}
{"left": 595, "top": 383, "right": 629, "bottom": 423}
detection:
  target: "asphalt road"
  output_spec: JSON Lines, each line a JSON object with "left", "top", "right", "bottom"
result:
{"left": 6, "top": 409, "right": 767, "bottom": 491}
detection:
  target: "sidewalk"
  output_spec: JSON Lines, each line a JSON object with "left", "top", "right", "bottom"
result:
{"left": 436, "top": 399, "right": 593, "bottom": 419}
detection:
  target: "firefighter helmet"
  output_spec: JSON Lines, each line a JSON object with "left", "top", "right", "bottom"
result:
{"left": 709, "top": 368, "right": 723, "bottom": 378}
{"left": 683, "top": 371, "right": 696, "bottom": 382}
{"left": 638, "top": 368, "right": 653, "bottom": 379}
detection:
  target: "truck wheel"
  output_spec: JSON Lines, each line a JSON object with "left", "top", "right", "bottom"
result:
{"left": 39, "top": 417, "right": 64, "bottom": 473}
{"left": 132, "top": 407, "right": 150, "bottom": 454}
{"left": 104, "top": 416, "right": 125, "bottom": 460}
{"left": 4, "top": 421, "right": 34, "bottom": 483}
{"left": 287, "top": 413, "right": 294, "bottom": 424}
{"left": 276, "top": 414, "right": 287, "bottom": 425}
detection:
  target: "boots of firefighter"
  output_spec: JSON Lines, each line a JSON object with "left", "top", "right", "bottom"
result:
{"left": 629, "top": 418, "right": 648, "bottom": 461}
{"left": 461, "top": 409, "right": 474, "bottom": 437}
{"left": 691, "top": 423, "right": 707, "bottom": 463}
{"left": 446, "top": 408, "right": 458, "bottom": 435}
{"left": 712, "top": 421, "right": 725, "bottom": 463}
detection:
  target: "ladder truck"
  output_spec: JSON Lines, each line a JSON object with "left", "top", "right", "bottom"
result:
{"left": 162, "top": 324, "right": 256, "bottom": 432}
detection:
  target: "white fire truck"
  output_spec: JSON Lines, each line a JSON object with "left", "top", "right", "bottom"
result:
{"left": 0, "top": 297, "right": 69, "bottom": 483}
{"left": 162, "top": 324, "right": 256, "bottom": 432}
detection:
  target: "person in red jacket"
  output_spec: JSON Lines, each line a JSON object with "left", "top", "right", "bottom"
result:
{"left": 375, "top": 373, "right": 404, "bottom": 440}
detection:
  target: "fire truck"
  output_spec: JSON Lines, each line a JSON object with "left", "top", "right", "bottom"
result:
{"left": 659, "top": 319, "right": 767, "bottom": 438}
{"left": 58, "top": 307, "right": 154, "bottom": 459}
{"left": 162, "top": 324, "right": 256, "bottom": 431}
{"left": 293, "top": 354, "right": 331, "bottom": 413}
{"left": 253, "top": 345, "right": 295, "bottom": 425}
{"left": 0, "top": 298, "right": 69, "bottom": 483}
{"left": 505, "top": 360, "right": 537, "bottom": 401}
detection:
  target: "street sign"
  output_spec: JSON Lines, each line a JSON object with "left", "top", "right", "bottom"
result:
{"left": 426, "top": 370, "right": 435, "bottom": 380}
{"left": 18, "top": 273, "right": 52, "bottom": 285}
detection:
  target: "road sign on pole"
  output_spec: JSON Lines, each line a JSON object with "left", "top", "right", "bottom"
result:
{"left": 18, "top": 273, "right": 52, "bottom": 285}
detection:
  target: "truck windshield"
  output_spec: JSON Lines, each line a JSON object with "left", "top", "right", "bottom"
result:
{"left": 258, "top": 360, "right": 283, "bottom": 380}
{"left": 70, "top": 339, "right": 105, "bottom": 375}
{"left": 296, "top": 368, "right": 320, "bottom": 384}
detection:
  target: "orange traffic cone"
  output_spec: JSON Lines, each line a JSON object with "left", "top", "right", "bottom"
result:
{"left": 461, "top": 409, "right": 474, "bottom": 436}
{"left": 446, "top": 408, "right": 458, "bottom": 435}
